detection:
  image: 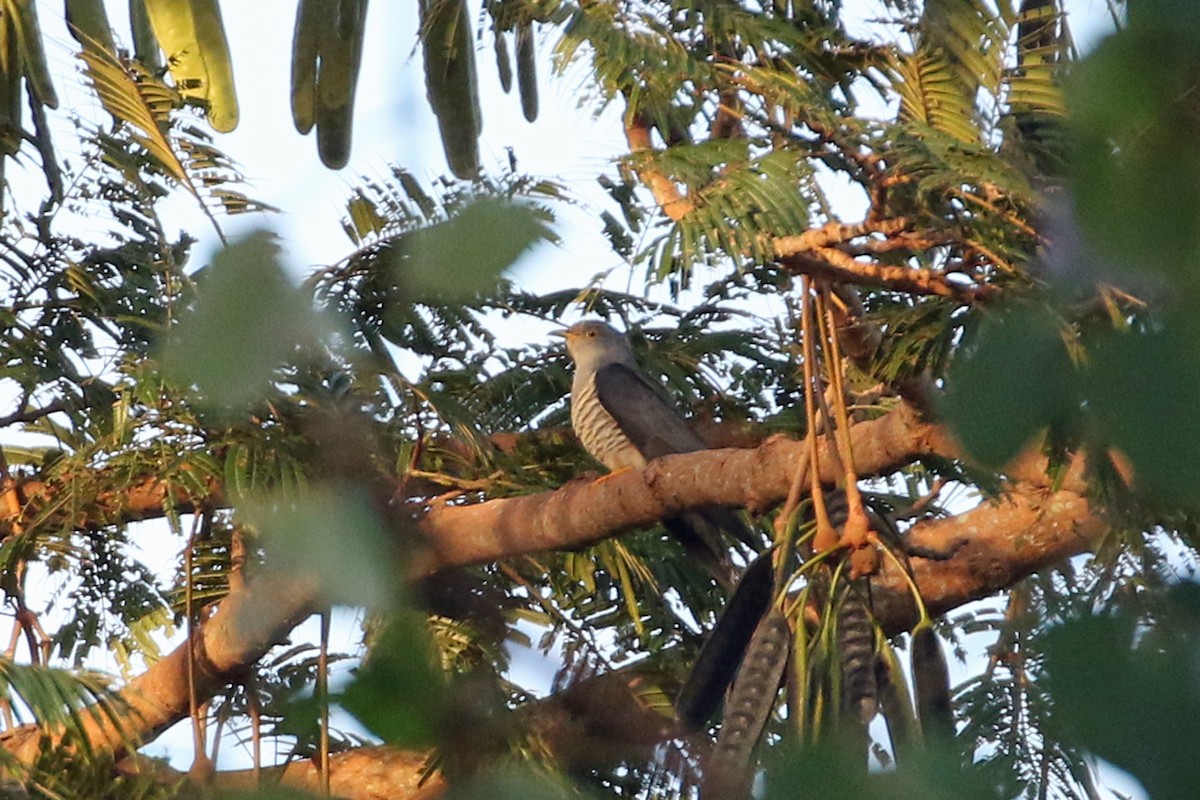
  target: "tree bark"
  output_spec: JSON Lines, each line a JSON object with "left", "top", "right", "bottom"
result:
{"left": 410, "top": 401, "right": 953, "bottom": 574}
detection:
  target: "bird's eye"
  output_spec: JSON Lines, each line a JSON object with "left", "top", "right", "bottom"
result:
{"left": 586, "top": 330, "right": 597, "bottom": 338}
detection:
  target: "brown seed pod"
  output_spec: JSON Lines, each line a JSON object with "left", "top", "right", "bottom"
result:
{"left": 702, "top": 609, "right": 790, "bottom": 800}
{"left": 911, "top": 624, "right": 954, "bottom": 740}
{"left": 838, "top": 596, "right": 878, "bottom": 724}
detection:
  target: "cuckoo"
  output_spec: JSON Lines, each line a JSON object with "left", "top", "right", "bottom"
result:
{"left": 555, "top": 319, "right": 775, "bottom": 729}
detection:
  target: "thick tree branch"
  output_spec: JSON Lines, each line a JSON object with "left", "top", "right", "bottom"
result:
{"left": 119, "top": 485, "right": 1107, "bottom": 800}
{"left": 144, "top": 747, "right": 444, "bottom": 800}
{"left": 0, "top": 569, "right": 320, "bottom": 763}
{"left": 133, "top": 670, "right": 671, "bottom": 800}
{"left": 778, "top": 248, "right": 995, "bottom": 300}
{"left": 869, "top": 485, "right": 1106, "bottom": 632}
{"left": 411, "top": 402, "right": 951, "bottom": 574}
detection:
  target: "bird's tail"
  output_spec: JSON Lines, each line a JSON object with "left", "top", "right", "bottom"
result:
{"left": 664, "top": 507, "right": 761, "bottom": 590}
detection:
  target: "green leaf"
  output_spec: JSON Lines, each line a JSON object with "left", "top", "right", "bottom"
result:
{"left": 393, "top": 198, "right": 553, "bottom": 299}
{"left": 941, "top": 306, "right": 1077, "bottom": 468}
{"left": 1067, "top": 7, "right": 1200, "bottom": 291}
{"left": 1083, "top": 318, "right": 1200, "bottom": 505}
{"left": 240, "top": 484, "right": 393, "bottom": 609}
{"left": 160, "top": 231, "right": 333, "bottom": 414}
{"left": 1043, "top": 585, "right": 1200, "bottom": 800}
{"left": 78, "top": 40, "right": 188, "bottom": 185}
{"left": 0, "top": 660, "right": 126, "bottom": 751}
{"left": 339, "top": 613, "right": 444, "bottom": 747}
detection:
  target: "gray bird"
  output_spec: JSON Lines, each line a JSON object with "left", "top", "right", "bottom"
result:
{"left": 560, "top": 319, "right": 704, "bottom": 470}
{"left": 556, "top": 319, "right": 756, "bottom": 569}
{"left": 555, "top": 319, "right": 774, "bottom": 729}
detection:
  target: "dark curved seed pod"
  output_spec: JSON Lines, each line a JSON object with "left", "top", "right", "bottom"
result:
{"left": 911, "top": 625, "right": 954, "bottom": 740}
{"left": 702, "top": 609, "right": 790, "bottom": 800}
{"left": 874, "top": 647, "right": 912, "bottom": 754}
{"left": 516, "top": 18, "right": 537, "bottom": 122}
{"left": 838, "top": 596, "right": 877, "bottom": 724}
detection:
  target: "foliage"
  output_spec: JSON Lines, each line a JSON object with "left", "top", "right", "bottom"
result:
{"left": 0, "top": 1, "right": 1195, "bottom": 800}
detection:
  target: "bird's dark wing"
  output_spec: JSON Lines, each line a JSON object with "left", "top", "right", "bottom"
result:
{"left": 596, "top": 364, "right": 759, "bottom": 555}
{"left": 593, "top": 362, "right": 707, "bottom": 460}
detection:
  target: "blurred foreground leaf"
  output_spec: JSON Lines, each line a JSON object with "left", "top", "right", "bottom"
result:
{"left": 395, "top": 198, "right": 554, "bottom": 299}
{"left": 446, "top": 763, "right": 593, "bottom": 800}
{"left": 763, "top": 739, "right": 1006, "bottom": 800}
{"left": 1083, "top": 317, "right": 1200, "bottom": 505}
{"left": 241, "top": 485, "right": 393, "bottom": 610}
{"left": 339, "top": 612, "right": 444, "bottom": 748}
{"left": 941, "top": 305, "right": 1077, "bottom": 468}
{"left": 161, "top": 231, "right": 335, "bottom": 413}
{"left": 1044, "top": 584, "right": 1200, "bottom": 800}
{"left": 1068, "top": 0, "right": 1200, "bottom": 293}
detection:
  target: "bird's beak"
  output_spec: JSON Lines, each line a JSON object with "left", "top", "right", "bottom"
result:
{"left": 550, "top": 328, "right": 569, "bottom": 339}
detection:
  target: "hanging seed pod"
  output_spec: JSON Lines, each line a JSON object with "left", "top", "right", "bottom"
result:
{"left": 129, "top": 0, "right": 163, "bottom": 72}
{"left": 290, "top": 0, "right": 320, "bottom": 134}
{"left": 702, "top": 609, "right": 790, "bottom": 800}
{"left": 7, "top": 0, "right": 56, "bottom": 108}
{"left": 493, "top": 27, "right": 512, "bottom": 93}
{"left": 65, "top": 0, "right": 116, "bottom": 55}
{"left": 515, "top": 17, "right": 537, "bottom": 121}
{"left": 838, "top": 596, "right": 877, "bottom": 725}
{"left": 421, "top": 0, "right": 481, "bottom": 179}
{"left": 911, "top": 624, "right": 954, "bottom": 740}
{"left": 874, "top": 646, "right": 914, "bottom": 755}
{"left": 143, "top": 0, "right": 239, "bottom": 131}
{"left": 315, "top": 0, "right": 368, "bottom": 169}
{"left": 0, "top": 13, "right": 22, "bottom": 158}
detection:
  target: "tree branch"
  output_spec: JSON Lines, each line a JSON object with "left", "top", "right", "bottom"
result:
{"left": 624, "top": 113, "right": 694, "bottom": 221}
{"left": 129, "top": 670, "right": 672, "bottom": 800}
{"left": 0, "top": 568, "right": 320, "bottom": 763}
{"left": 410, "top": 402, "right": 951, "bottom": 575}
{"left": 778, "top": 248, "right": 995, "bottom": 300}
{"left": 868, "top": 485, "right": 1106, "bottom": 632}
{"left": 116, "top": 484, "right": 1106, "bottom": 800}
{"left": 770, "top": 218, "right": 914, "bottom": 256}
{"left": 0, "top": 402, "right": 1110, "bottom": 775}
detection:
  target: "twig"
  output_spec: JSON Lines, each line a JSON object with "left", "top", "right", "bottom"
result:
{"left": 816, "top": 287, "right": 872, "bottom": 560}
{"left": 318, "top": 612, "right": 331, "bottom": 796}
{"left": 0, "top": 398, "right": 70, "bottom": 428}
{"left": 185, "top": 513, "right": 211, "bottom": 779}
{"left": 499, "top": 563, "right": 618, "bottom": 672}
{"left": 800, "top": 281, "right": 838, "bottom": 553}
{"left": 771, "top": 218, "right": 913, "bottom": 257}
{"left": 781, "top": 248, "right": 995, "bottom": 301}
{"left": 890, "top": 478, "right": 947, "bottom": 524}
{"left": 623, "top": 113, "right": 694, "bottom": 221}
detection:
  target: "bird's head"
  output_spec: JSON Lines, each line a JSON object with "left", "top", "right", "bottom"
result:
{"left": 552, "top": 320, "right": 636, "bottom": 371}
